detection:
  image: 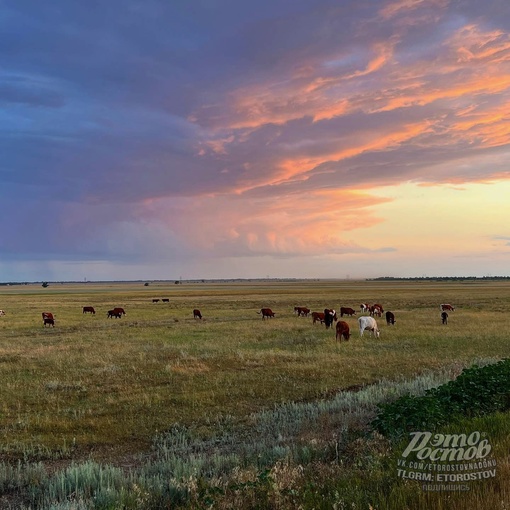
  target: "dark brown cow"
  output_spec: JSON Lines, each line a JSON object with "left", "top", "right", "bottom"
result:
{"left": 152, "top": 299, "right": 160, "bottom": 303}
{"left": 441, "top": 311, "right": 448, "bottom": 324}
{"left": 42, "top": 312, "right": 54, "bottom": 320}
{"left": 43, "top": 317, "right": 55, "bottom": 327}
{"left": 312, "top": 312, "right": 325, "bottom": 324}
{"left": 107, "top": 309, "right": 122, "bottom": 319}
{"left": 257, "top": 308, "right": 275, "bottom": 319}
{"left": 82, "top": 306, "right": 95, "bottom": 314}
{"left": 440, "top": 304, "right": 455, "bottom": 312}
{"left": 340, "top": 307, "right": 356, "bottom": 317}
{"left": 385, "top": 311, "right": 396, "bottom": 325}
{"left": 193, "top": 309, "right": 202, "bottom": 319}
{"left": 162, "top": 298, "right": 170, "bottom": 303}
{"left": 335, "top": 321, "right": 350, "bottom": 341}
{"left": 112, "top": 307, "right": 126, "bottom": 316}
{"left": 294, "top": 306, "right": 310, "bottom": 317}
{"left": 370, "top": 304, "right": 384, "bottom": 317}
{"left": 324, "top": 308, "right": 337, "bottom": 329}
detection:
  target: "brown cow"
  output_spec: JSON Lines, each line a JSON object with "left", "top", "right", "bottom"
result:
{"left": 82, "top": 306, "right": 95, "bottom": 314}
{"left": 312, "top": 312, "right": 325, "bottom": 324}
{"left": 340, "top": 307, "right": 356, "bottom": 317}
{"left": 440, "top": 304, "right": 455, "bottom": 312}
{"left": 193, "top": 309, "right": 202, "bottom": 319}
{"left": 107, "top": 309, "right": 122, "bottom": 319}
{"left": 360, "top": 303, "right": 370, "bottom": 313}
{"left": 441, "top": 311, "right": 448, "bottom": 324}
{"left": 42, "top": 312, "right": 54, "bottom": 320}
{"left": 43, "top": 317, "right": 55, "bottom": 327}
{"left": 162, "top": 298, "right": 169, "bottom": 303}
{"left": 257, "top": 308, "right": 275, "bottom": 319}
{"left": 112, "top": 307, "right": 126, "bottom": 316}
{"left": 335, "top": 321, "right": 350, "bottom": 341}
{"left": 152, "top": 299, "right": 160, "bottom": 303}
{"left": 294, "top": 306, "right": 310, "bottom": 317}
{"left": 370, "top": 304, "right": 383, "bottom": 317}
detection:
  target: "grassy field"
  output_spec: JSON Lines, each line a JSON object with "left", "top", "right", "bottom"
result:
{"left": 0, "top": 278, "right": 509, "bottom": 508}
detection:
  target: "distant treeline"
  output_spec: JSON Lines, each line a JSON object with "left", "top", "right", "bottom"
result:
{"left": 369, "top": 276, "right": 510, "bottom": 281}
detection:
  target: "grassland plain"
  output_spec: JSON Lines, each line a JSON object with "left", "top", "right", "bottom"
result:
{"left": 0, "top": 279, "right": 509, "bottom": 508}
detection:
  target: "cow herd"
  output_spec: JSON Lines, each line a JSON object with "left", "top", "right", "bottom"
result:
{"left": 258, "top": 301, "right": 456, "bottom": 342}
{"left": 0, "top": 301, "right": 456, "bottom": 333}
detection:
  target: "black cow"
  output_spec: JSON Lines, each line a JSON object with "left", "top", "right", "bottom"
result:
{"left": 385, "top": 311, "right": 396, "bottom": 325}
{"left": 324, "top": 309, "right": 337, "bottom": 329}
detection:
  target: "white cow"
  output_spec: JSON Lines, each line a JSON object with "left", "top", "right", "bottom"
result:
{"left": 358, "top": 316, "right": 380, "bottom": 338}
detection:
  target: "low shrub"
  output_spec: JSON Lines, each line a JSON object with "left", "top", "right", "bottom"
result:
{"left": 372, "top": 359, "right": 510, "bottom": 438}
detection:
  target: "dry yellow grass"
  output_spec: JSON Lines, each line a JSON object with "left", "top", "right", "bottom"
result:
{"left": 0, "top": 278, "right": 508, "bottom": 464}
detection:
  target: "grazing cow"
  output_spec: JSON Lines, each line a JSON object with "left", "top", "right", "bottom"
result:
{"left": 82, "top": 306, "right": 95, "bottom": 314}
{"left": 162, "top": 298, "right": 169, "bottom": 303}
{"left": 370, "top": 304, "right": 384, "bottom": 317}
{"left": 112, "top": 307, "right": 126, "bottom": 316}
{"left": 257, "top": 308, "right": 275, "bottom": 319}
{"left": 311, "top": 312, "right": 325, "bottom": 324}
{"left": 440, "top": 304, "right": 455, "bottom": 312}
{"left": 43, "top": 317, "right": 55, "bottom": 327}
{"left": 335, "top": 321, "right": 350, "bottom": 341}
{"left": 193, "top": 309, "right": 202, "bottom": 319}
{"left": 107, "top": 309, "right": 123, "bottom": 319}
{"left": 294, "top": 306, "right": 310, "bottom": 317}
{"left": 441, "top": 311, "right": 448, "bottom": 325}
{"left": 358, "top": 316, "right": 380, "bottom": 338}
{"left": 0, "top": 310, "right": 5, "bottom": 316}
{"left": 360, "top": 303, "right": 370, "bottom": 313}
{"left": 42, "top": 312, "right": 54, "bottom": 321}
{"left": 152, "top": 299, "right": 160, "bottom": 303}
{"left": 385, "top": 311, "right": 396, "bottom": 325}
{"left": 324, "top": 309, "right": 337, "bottom": 329}
{"left": 340, "top": 307, "right": 356, "bottom": 317}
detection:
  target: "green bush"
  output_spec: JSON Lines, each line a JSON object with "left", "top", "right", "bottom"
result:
{"left": 372, "top": 359, "right": 510, "bottom": 438}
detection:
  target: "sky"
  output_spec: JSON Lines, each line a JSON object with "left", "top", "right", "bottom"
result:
{"left": 2, "top": 0, "right": 510, "bottom": 282}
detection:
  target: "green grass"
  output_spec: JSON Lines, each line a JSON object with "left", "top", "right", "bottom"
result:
{"left": 0, "top": 279, "right": 508, "bottom": 460}
{"left": 0, "top": 279, "right": 509, "bottom": 507}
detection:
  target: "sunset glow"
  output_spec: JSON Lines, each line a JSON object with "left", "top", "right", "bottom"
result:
{"left": 1, "top": 0, "right": 510, "bottom": 281}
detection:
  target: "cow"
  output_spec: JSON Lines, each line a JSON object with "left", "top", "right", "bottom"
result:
{"left": 82, "top": 306, "right": 95, "bottom": 314}
{"left": 0, "top": 310, "right": 5, "bottom": 316}
{"left": 257, "top": 308, "right": 275, "bottom": 319}
{"left": 107, "top": 309, "right": 123, "bottom": 319}
{"left": 385, "top": 311, "right": 396, "bottom": 325}
{"left": 335, "top": 321, "right": 350, "bottom": 341}
{"left": 440, "top": 304, "right": 455, "bottom": 312}
{"left": 43, "top": 317, "right": 55, "bottom": 327}
{"left": 42, "top": 312, "right": 54, "bottom": 321}
{"left": 360, "top": 303, "right": 370, "bottom": 313}
{"left": 311, "top": 312, "right": 325, "bottom": 324}
{"left": 324, "top": 308, "right": 337, "bottom": 329}
{"left": 441, "top": 311, "right": 448, "bottom": 325}
{"left": 162, "top": 298, "right": 170, "bottom": 303}
{"left": 340, "top": 307, "right": 356, "bottom": 317}
{"left": 370, "top": 304, "right": 383, "bottom": 317}
{"left": 193, "top": 309, "right": 202, "bottom": 319}
{"left": 112, "top": 307, "right": 126, "bottom": 316}
{"left": 152, "top": 299, "right": 160, "bottom": 303}
{"left": 294, "top": 306, "right": 310, "bottom": 317}
{"left": 358, "top": 316, "right": 380, "bottom": 338}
